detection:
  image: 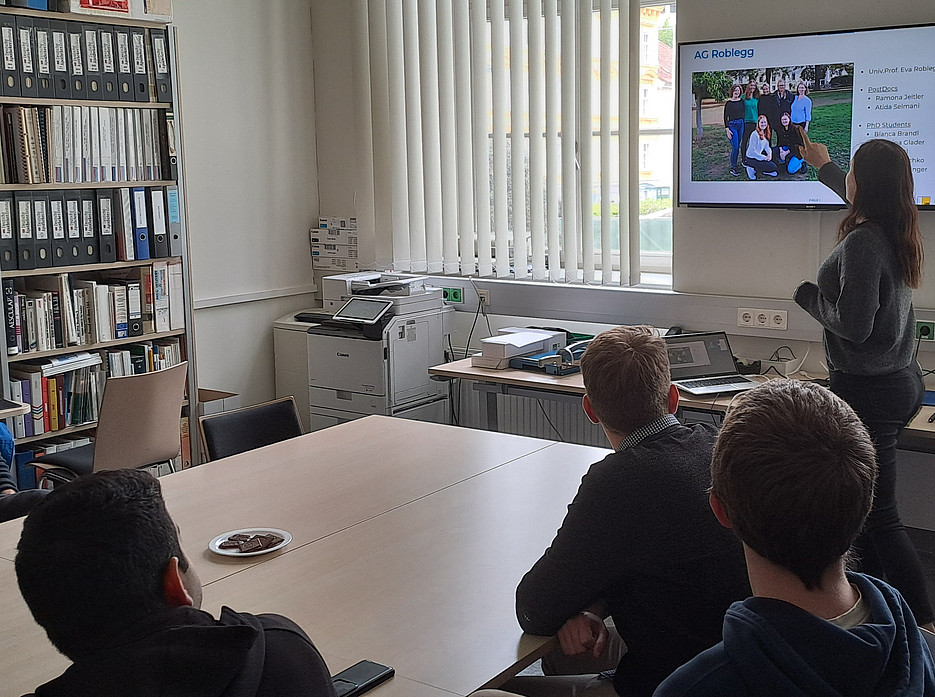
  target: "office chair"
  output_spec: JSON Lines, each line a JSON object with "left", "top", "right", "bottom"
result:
{"left": 30, "top": 361, "right": 189, "bottom": 485}
{"left": 198, "top": 396, "right": 304, "bottom": 461}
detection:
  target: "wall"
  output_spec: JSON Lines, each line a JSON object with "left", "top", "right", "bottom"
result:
{"left": 172, "top": 0, "right": 319, "bottom": 405}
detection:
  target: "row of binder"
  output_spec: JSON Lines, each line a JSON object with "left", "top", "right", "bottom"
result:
{"left": 0, "top": 186, "right": 184, "bottom": 271}
{"left": 0, "top": 104, "right": 176, "bottom": 184}
{"left": 0, "top": 14, "right": 172, "bottom": 102}
{"left": 9, "top": 363, "right": 103, "bottom": 439}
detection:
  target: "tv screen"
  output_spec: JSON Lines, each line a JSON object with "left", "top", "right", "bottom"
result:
{"left": 678, "top": 24, "right": 935, "bottom": 208}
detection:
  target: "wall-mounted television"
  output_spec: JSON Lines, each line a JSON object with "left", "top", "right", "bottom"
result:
{"left": 678, "top": 24, "right": 935, "bottom": 209}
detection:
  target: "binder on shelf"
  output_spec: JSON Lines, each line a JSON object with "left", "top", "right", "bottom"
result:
{"left": 129, "top": 26, "right": 148, "bottom": 102}
{"left": 109, "top": 283, "right": 127, "bottom": 339}
{"left": 0, "top": 191, "right": 16, "bottom": 271}
{"left": 63, "top": 189, "right": 82, "bottom": 265}
{"left": 113, "top": 187, "right": 134, "bottom": 261}
{"left": 98, "top": 25, "right": 118, "bottom": 101}
{"left": 166, "top": 185, "right": 182, "bottom": 256}
{"left": 150, "top": 26, "right": 171, "bottom": 103}
{"left": 71, "top": 104, "right": 82, "bottom": 182}
{"left": 14, "top": 191, "right": 35, "bottom": 270}
{"left": 78, "top": 189, "right": 98, "bottom": 264}
{"left": 81, "top": 23, "right": 103, "bottom": 100}
{"left": 95, "top": 189, "right": 117, "bottom": 263}
{"left": 3, "top": 277, "right": 18, "bottom": 356}
{"left": 167, "top": 259, "right": 183, "bottom": 330}
{"left": 89, "top": 105, "right": 101, "bottom": 182}
{"left": 158, "top": 109, "right": 178, "bottom": 181}
{"left": 16, "top": 15, "right": 38, "bottom": 98}
{"left": 124, "top": 279, "right": 142, "bottom": 336}
{"left": 114, "top": 25, "right": 133, "bottom": 102}
{"left": 98, "top": 106, "right": 112, "bottom": 182}
{"left": 130, "top": 186, "right": 149, "bottom": 260}
{"left": 147, "top": 187, "right": 168, "bottom": 258}
{"left": 67, "top": 22, "right": 87, "bottom": 100}
{"left": 49, "top": 19, "right": 71, "bottom": 99}
{"left": 32, "top": 191, "right": 52, "bottom": 269}
{"left": 49, "top": 104, "right": 64, "bottom": 183}
{"left": 0, "top": 13, "right": 21, "bottom": 98}
{"left": 152, "top": 259, "right": 169, "bottom": 333}
{"left": 49, "top": 191, "right": 68, "bottom": 267}
{"left": 34, "top": 17, "right": 54, "bottom": 99}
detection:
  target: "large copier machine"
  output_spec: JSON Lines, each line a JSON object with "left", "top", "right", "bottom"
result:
{"left": 306, "top": 272, "right": 452, "bottom": 431}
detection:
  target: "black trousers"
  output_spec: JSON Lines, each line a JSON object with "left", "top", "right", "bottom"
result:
{"left": 831, "top": 363, "right": 934, "bottom": 624}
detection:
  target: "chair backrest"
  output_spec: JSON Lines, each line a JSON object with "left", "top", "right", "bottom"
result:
{"left": 92, "top": 362, "right": 189, "bottom": 472}
{"left": 198, "top": 396, "right": 304, "bottom": 461}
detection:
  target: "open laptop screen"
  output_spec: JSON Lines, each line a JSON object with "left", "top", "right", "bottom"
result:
{"left": 666, "top": 332, "right": 739, "bottom": 381}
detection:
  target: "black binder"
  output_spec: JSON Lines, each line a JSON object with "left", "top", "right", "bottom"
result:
{"left": 31, "top": 192, "right": 52, "bottom": 269}
{"left": 130, "top": 27, "right": 149, "bottom": 102}
{"left": 115, "top": 25, "right": 133, "bottom": 102}
{"left": 78, "top": 189, "right": 98, "bottom": 264}
{"left": 67, "top": 22, "right": 87, "bottom": 100}
{"left": 147, "top": 187, "right": 169, "bottom": 258}
{"left": 33, "top": 17, "right": 54, "bottom": 99}
{"left": 0, "top": 191, "right": 16, "bottom": 271}
{"left": 98, "top": 24, "right": 118, "bottom": 101}
{"left": 150, "top": 26, "right": 171, "bottom": 103}
{"left": 14, "top": 192, "right": 34, "bottom": 270}
{"left": 49, "top": 19, "right": 71, "bottom": 99}
{"left": 49, "top": 191, "right": 68, "bottom": 267}
{"left": 96, "top": 189, "right": 117, "bottom": 263}
{"left": 15, "top": 15, "right": 38, "bottom": 98}
{"left": 0, "top": 13, "right": 21, "bottom": 97}
{"left": 63, "top": 189, "right": 82, "bottom": 265}
{"left": 81, "top": 23, "right": 102, "bottom": 101}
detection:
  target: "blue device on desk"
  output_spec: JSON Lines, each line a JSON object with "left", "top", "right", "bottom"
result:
{"left": 509, "top": 340, "right": 592, "bottom": 376}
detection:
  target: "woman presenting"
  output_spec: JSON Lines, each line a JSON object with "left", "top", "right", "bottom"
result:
{"left": 723, "top": 84, "right": 745, "bottom": 177}
{"left": 795, "top": 132, "right": 933, "bottom": 629}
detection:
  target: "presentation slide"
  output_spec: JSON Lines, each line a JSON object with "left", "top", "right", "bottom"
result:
{"left": 678, "top": 25, "right": 935, "bottom": 208}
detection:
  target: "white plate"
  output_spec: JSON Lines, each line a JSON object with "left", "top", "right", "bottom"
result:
{"left": 208, "top": 528, "right": 292, "bottom": 557}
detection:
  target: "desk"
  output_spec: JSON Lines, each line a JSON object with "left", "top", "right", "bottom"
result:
{"left": 429, "top": 358, "right": 935, "bottom": 449}
{"left": 0, "top": 416, "right": 609, "bottom": 697}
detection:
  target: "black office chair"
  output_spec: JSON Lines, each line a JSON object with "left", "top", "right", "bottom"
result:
{"left": 198, "top": 396, "right": 304, "bottom": 461}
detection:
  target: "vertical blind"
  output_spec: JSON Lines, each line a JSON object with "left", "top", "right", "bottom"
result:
{"left": 351, "top": 0, "right": 640, "bottom": 285}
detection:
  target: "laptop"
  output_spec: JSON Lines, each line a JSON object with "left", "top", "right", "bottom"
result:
{"left": 665, "top": 331, "right": 758, "bottom": 396}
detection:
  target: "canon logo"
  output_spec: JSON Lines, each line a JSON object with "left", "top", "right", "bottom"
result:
{"left": 336, "top": 352, "right": 350, "bottom": 357}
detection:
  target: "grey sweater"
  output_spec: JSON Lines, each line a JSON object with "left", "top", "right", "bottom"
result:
{"left": 793, "top": 163, "right": 915, "bottom": 375}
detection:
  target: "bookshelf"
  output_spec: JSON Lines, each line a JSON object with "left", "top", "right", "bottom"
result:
{"left": 0, "top": 4, "right": 199, "bottom": 479}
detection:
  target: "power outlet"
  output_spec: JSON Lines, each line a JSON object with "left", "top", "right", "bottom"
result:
{"left": 476, "top": 289, "right": 490, "bottom": 306}
{"left": 770, "top": 310, "right": 788, "bottom": 330}
{"left": 917, "top": 320, "right": 935, "bottom": 341}
{"left": 737, "top": 308, "right": 756, "bottom": 327}
{"left": 754, "top": 310, "right": 770, "bottom": 328}
{"left": 442, "top": 287, "right": 463, "bottom": 303}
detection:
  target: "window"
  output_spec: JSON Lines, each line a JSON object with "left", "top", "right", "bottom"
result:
{"left": 350, "top": 0, "right": 675, "bottom": 286}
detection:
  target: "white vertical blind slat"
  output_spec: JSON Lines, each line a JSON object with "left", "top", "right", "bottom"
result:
{"left": 402, "top": 0, "right": 427, "bottom": 272}
{"left": 454, "top": 0, "right": 476, "bottom": 275}
{"left": 578, "top": 0, "right": 594, "bottom": 283}
{"left": 625, "top": 0, "right": 640, "bottom": 286}
{"left": 509, "top": 0, "right": 527, "bottom": 279}
{"left": 560, "top": 0, "right": 578, "bottom": 283}
{"left": 544, "top": 0, "right": 561, "bottom": 282}
{"left": 599, "top": 0, "right": 612, "bottom": 283}
{"left": 386, "top": 0, "right": 411, "bottom": 270}
{"left": 471, "top": 0, "right": 493, "bottom": 276}
{"left": 491, "top": 0, "right": 510, "bottom": 278}
{"left": 437, "top": 0, "right": 459, "bottom": 275}
{"left": 418, "top": 0, "right": 443, "bottom": 273}
{"left": 367, "top": 0, "right": 394, "bottom": 269}
{"left": 528, "top": 0, "right": 546, "bottom": 281}
{"left": 351, "top": 0, "right": 376, "bottom": 270}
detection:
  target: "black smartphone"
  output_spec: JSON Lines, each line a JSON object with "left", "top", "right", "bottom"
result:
{"left": 332, "top": 660, "right": 395, "bottom": 697}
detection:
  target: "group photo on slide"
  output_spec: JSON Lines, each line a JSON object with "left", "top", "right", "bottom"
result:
{"left": 690, "top": 64, "right": 854, "bottom": 182}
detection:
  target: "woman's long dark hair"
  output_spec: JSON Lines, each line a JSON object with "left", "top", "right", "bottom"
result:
{"left": 839, "top": 139, "right": 924, "bottom": 289}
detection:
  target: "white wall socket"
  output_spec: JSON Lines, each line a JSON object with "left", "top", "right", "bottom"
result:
{"left": 737, "top": 307, "right": 788, "bottom": 331}
{"left": 737, "top": 308, "right": 756, "bottom": 327}
{"left": 476, "top": 289, "right": 490, "bottom": 305}
{"left": 770, "top": 310, "right": 788, "bottom": 330}
{"left": 754, "top": 310, "right": 770, "bottom": 327}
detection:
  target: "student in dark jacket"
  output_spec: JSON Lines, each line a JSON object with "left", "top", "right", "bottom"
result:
{"left": 655, "top": 380, "right": 935, "bottom": 697}
{"left": 773, "top": 78, "right": 794, "bottom": 126}
{"left": 15, "top": 469, "right": 337, "bottom": 697}
{"left": 774, "top": 112, "right": 805, "bottom": 174}
{"left": 756, "top": 82, "right": 779, "bottom": 142}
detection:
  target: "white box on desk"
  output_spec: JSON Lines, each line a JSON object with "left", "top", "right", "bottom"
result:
{"left": 311, "top": 243, "right": 358, "bottom": 259}
{"left": 309, "top": 229, "right": 358, "bottom": 246}
{"left": 317, "top": 216, "right": 357, "bottom": 230}
{"left": 312, "top": 256, "right": 360, "bottom": 271}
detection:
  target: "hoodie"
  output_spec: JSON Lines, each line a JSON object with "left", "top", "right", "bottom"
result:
{"left": 26, "top": 606, "right": 337, "bottom": 697}
{"left": 654, "top": 574, "right": 935, "bottom": 697}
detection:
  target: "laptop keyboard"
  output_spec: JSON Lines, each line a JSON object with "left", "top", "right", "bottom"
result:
{"left": 679, "top": 375, "right": 753, "bottom": 389}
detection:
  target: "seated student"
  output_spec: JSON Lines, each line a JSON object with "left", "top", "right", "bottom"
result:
{"left": 15, "top": 469, "right": 337, "bottom": 697}
{"left": 483, "top": 326, "right": 750, "bottom": 697}
{"left": 0, "top": 422, "right": 47, "bottom": 523}
{"left": 655, "top": 380, "right": 935, "bottom": 696}
{"left": 743, "top": 115, "right": 778, "bottom": 180}
{"left": 774, "top": 112, "right": 806, "bottom": 175}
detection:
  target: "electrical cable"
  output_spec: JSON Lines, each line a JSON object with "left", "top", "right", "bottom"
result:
{"left": 537, "top": 399, "right": 564, "bottom": 442}
{"left": 768, "top": 345, "right": 796, "bottom": 361}
{"left": 463, "top": 299, "right": 483, "bottom": 360}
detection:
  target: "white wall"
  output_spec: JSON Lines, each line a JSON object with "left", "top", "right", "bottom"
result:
{"left": 172, "top": 0, "right": 319, "bottom": 405}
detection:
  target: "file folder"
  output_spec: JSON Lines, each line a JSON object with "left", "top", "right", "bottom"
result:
{"left": 130, "top": 186, "right": 149, "bottom": 260}
{"left": 32, "top": 192, "right": 52, "bottom": 269}
{"left": 0, "top": 191, "right": 16, "bottom": 271}
{"left": 159, "top": 108, "right": 178, "bottom": 180}
{"left": 16, "top": 16, "right": 38, "bottom": 98}
{"left": 166, "top": 185, "right": 183, "bottom": 256}
{"left": 81, "top": 23, "right": 102, "bottom": 100}
{"left": 49, "top": 191, "right": 68, "bottom": 267}
{"left": 63, "top": 190, "right": 82, "bottom": 265}
{"left": 14, "top": 192, "right": 35, "bottom": 270}
{"left": 49, "top": 20, "right": 70, "bottom": 99}
{"left": 147, "top": 187, "right": 168, "bottom": 257}
{"left": 125, "top": 279, "right": 143, "bottom": 336}
{"left": 67, "top": 23, "right": 87, "bottom": 99}
{"left": 130, "top": 27, "right": 148, "bottom": 101}
{"left": 0, "top": 14, "right": 21, "bottom": 97}
{"left": 114, "top": 187, "right": 133, "bottom": 261}
{"left": 34, "top": 18, "right": 54, "bottom": 99}
{"left": 96, "top": 189, "right": 117, "bottom": 263}
{"left": 78, "top": 189, "right": 98, "bottom": 263}
{"left": 150, "top": 26, "right": 171, "bottom": 103}
{"left": 98, "top": 25, "right": 118, "bottom": 101}
{"left": 114, "top": 25, "right": 133, "bottom": 101}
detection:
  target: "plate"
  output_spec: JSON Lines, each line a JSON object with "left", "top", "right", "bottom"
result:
{"left": 208, "top": 528, "right": 292, "bottom": 557}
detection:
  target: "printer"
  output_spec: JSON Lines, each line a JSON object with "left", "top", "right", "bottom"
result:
{"left": 306, "top": 272, "right": 452, "bottom": 431}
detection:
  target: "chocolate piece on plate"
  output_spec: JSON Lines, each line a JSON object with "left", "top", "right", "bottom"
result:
{"left": 218, "top": 539, "right": 242, "bottom": 550}
{"left": 240, "top": 537, "right": 263, "bottom": 552}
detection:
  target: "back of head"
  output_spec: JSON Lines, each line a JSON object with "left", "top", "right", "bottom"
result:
{"left": 710, "top": 380, "right": 876, "bottom": 589}
{"left": 580, "top": 325, "right": 670, "bottom": 435}
{"left": 15, "top": 470, "right": 184, "bottom": 660}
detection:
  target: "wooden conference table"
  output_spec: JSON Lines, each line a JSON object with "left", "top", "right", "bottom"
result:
{"left": 429, "top": 357, "right": 935, "bottom": 448}
{"left": 0, "top": 415, "right": 609, "bottom": 697}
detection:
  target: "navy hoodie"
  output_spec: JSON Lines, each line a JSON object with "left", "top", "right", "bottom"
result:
{"left": 655, "top": 574, "right": 935, "bottom": 696}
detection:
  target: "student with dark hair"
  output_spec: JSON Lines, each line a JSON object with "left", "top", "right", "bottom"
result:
{"left": 756, "top": 82, "right": 779, "bottom": 142}
{"left": 797, "top": 135, "right": 933, "bottom": 630}
{"left": 723, "top": 84, "right": 745, "bottom": 177}
{"left": 655, "top": 380, "right": 935, "bottom": 696}
{"left": 740, "top": 79, "right": 759, "bottom": 152}
{"left": 477, "top": 326, "right": 749, "bottom": 697}
{"left": 15, "top": 469, "right": 337, "bottom": 697}
{"left": 774, "top": 112, "right": 805, "bottom": 174}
